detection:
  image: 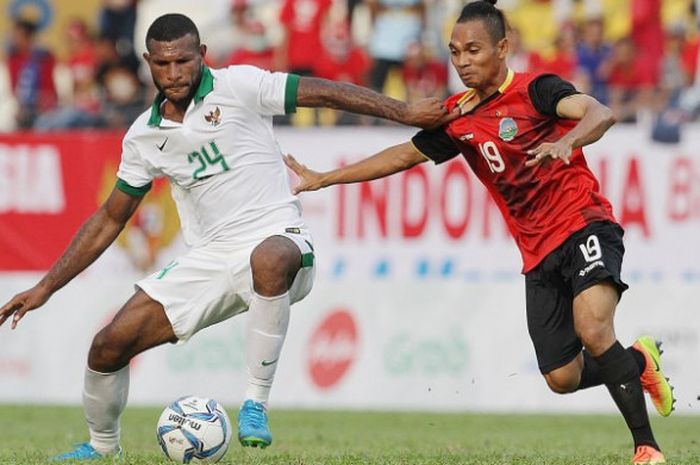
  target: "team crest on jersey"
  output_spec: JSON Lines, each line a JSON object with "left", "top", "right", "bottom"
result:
{"left": 498, "top": 117, "right": 518, "bottom": 142}
{"left": 205, "top": 107, "right": 222, "bottom": 126}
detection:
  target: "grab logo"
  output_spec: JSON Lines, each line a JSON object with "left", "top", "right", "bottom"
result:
{"left": 307, "top": 309, "right": 358, "bottom": 389}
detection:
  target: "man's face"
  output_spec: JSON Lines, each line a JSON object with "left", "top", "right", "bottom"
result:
{"left": 449, "top": 20, "right": 507, "bottom": 90}
{"left": 144, "top": 34, "right": 206, "bottom": 104}
{"left": 12, "top": 25, "right": 33, "bottom": 52}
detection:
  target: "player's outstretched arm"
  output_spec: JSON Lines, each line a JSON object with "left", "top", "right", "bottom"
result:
{"left": 284, "top": 142, "right": 426, "bottom": 194}
{"left": 526, "top": 94, "right": 615, "bottom": 167}
{"left": 296, "top": 77, "right": 460, "bottom": 129}
{"left": 0, "top": 187, "right": 143, "bottom": 330}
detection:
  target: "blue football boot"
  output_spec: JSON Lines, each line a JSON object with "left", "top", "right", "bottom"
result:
{"left": 51, "top": 442, "right": 123, "bottom": 461}
{"left": 238, "top": 400, "right": 272, "bottom": 448}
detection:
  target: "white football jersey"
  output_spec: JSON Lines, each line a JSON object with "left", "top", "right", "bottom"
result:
{"left": 116, "top": 65, "right": 306, "bottom": 246}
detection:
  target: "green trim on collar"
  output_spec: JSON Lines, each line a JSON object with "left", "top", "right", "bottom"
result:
{"left": 147, "top": 66, "right": 215, "bottom": 127}
{"left": 285, "top": 74, "right": 300, "bottom": 114}
{"left": 116, "top": 178, "right": 152, "bottom": 197}
{"left": 194, "top": 66, "right": 214, "bottom": 103}
{"left": 147, "top": 93, "right": 166, "bottom": 127}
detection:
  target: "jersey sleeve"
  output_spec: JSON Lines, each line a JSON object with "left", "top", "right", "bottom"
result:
{"left": 224, "top": 65, "right": 299, "bottom": 116}
{"left": 116, "top": 137, "right": 153, "bottom": 197}
{"left": 411, "top": 127, "right": 461, "bottom": 164}
{"left": 528, "top": 74, "right": 580, "bottom": 116}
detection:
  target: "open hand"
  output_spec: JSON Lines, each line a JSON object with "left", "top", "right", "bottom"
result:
{"left": 525, "top": 140, "right": 573, "bottom": 167}
{"left": 284, "top": 154, "right": 327, "bottom": 194}
{"left": 405, "top": 98, "right": 461, "bottom": 129}
{"left": 0, "top": 285, "right": 51, "bottom": 330}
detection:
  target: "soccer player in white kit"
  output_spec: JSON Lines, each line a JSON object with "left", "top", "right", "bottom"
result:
{"left": 0, "top": 14, "right": 457, "bottom": 461}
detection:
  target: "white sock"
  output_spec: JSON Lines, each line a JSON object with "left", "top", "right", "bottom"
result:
{"left": 244, "top": 291, "right": 290, "bottom": 405}
{"left": 83, "top": 365, "right": 129, "bottom": 454}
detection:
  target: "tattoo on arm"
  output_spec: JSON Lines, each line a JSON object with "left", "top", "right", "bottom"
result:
{"left": 296, "top": 77, "right": 409, "bottom": 124}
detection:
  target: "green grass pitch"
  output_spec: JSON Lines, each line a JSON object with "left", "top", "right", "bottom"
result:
{"left": 1, "top": 406, "right": 699, "bottom": 464}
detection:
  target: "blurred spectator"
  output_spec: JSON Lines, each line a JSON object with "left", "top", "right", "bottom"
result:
{"left": 99, "top": 0, "right": 139, "bottom": 69}
{"left": 658, "top": 25, "right": 691, "bottom": 107}
{"left": 7, "top": 19, "right": 57, "bottom": 129}
{"left": 366, "top": 0, "right": 425, "bottom": 93}
{"left": 681, "top": 32, "right": 700, "bottom": 86}
{"left": 34, "top": 19, "right": 101, "bottom": 131}
{"left": 576, "top": 17, "right": 612, "bottom": 103}
{"left": 314, "top": 20, "right": 370, "bottom": 85}
{"left": 100, "top": 65, "right": 145, "bottom": 128}
{"left": 348, "top": 0, "right": 362, "bottom": 25}
{"left": 211, "top": 0, "right": 257, "bottom": 65}
{"left": 95, "top": 30, "right": 144, "bottom": 128}
{"left": 649, "top": 24, "right": 693, "bottom": 143}
{"left": 226, "top": 21, "right": 275, "bottom": 70}
{"left": 95, "top": 34, "right": 140, "bottom": 86}
{"left": 277, "top": 0, "right": 333, "bottom": 75}
{"left": 65, "top": 19, "right": 100, "bottom": 113}
{"left": 313, "top": 19, "right": 372, "bottom": 125}
{"left": 506, "top": 27, "right": 534, "bottom": 73}
{"left": 530, "top": 24, "right": 579, "bottom": 82}
{"left": 401, "top": 41, "right": 447, "bottom": 103}
{"left": 631, "top": 0, "right": 663, "bottom": 87}
{"left": 599, "top": 37, "right": 655, "bottom": 123}
{"left": 507, "top": 0, "right": 557, "bottom": 55}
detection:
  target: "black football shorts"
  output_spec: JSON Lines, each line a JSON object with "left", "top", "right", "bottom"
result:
{"left": 525, "top": 221, "right": 629, "bottom": 374}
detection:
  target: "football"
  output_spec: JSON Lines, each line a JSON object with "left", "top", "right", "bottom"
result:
{"left": 156, "top": 396, "right": 232, "bottom": 463}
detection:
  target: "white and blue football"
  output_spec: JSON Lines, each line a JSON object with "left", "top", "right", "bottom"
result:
{"left": 156, "top": 396, "right": 232, "bottom": 463}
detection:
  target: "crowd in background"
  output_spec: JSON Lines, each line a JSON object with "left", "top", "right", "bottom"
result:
{"left": 3, "top": 0, "right": 700, "bottom": 140}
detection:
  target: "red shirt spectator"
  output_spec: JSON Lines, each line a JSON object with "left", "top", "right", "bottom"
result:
{"left": 278, "top": 0, "right": 332, "bottom": 74}
{"left": 402, "top": 42, "right": 447, "bottom": 102}
{"left": 65, "top": 19, "right": 100, "bottom": 113}
{"left": 530, "top": 25, "right": 578, "bottom": 82}
{"left": 226, "top": 21, "right": 275, "bottom": 70}
{"left": 313, "top": 21, "right": 370, "bottom": 84}
{"left": 631, "top": 0, "right": 663, "bottom": 84}
{"left": 606, "top": 40, "right": 655, "bottom": 89}
{"left": 530, "top": 52, "right": 577, "bottom": 81}
{"left": 681, "top": 36, "right": 699, "bottom": 84}
{"left": 7, "top": 19, "right": 57, "bottom": 128}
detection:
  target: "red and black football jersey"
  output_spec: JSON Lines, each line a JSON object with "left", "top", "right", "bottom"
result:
{"left": 412, "top": 70, "right": 616, "bottom": 273}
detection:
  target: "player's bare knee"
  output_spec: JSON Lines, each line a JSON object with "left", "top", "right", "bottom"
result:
{"left": 88, "top": 327, "right": 131, "bottom": 372}
{"left": 544, "top": 373, "right": 578, "bottom": 394}
{"left": 578, "top": 324, "right": 615, "bottom": 356}
{"left": 250, "top": 236, "right": 301, "bottom": 296}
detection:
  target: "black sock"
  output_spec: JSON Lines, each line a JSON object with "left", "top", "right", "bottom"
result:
{"left": 595, "top": 341, "right": 658, "bottom": 450}
{"left": 577, "top": 346, "right": 647, "bottom": 390}
{"left": 629, "top": 346, "right": 646, "bottom": 372}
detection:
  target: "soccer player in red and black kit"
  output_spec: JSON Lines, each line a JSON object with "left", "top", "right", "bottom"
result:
{"left": 284, "top": 1, "right": 675, "bottom": 463}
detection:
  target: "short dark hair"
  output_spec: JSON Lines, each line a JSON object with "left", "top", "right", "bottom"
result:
{"left": 457, "top": 0, "right": 507, "bottom": 44}
{"left": 14, "top": 18, "right": 38, "bottom": 36}
{"left": 145, "top": 13, "right": 200, "bottom": 48}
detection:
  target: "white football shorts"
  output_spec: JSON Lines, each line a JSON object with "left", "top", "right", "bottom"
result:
{"left": 136, "top": 228, "right": 315, "bottom": 342}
